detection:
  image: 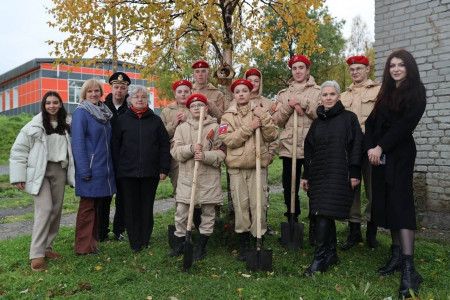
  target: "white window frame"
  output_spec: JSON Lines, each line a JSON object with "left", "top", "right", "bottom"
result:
{"left": 68, "top": 80, "right": 84, "bottom": 103}
{"left": 5, "top": 89, "right": 10, "bottom": 110}
{"left": 13, "top": 87, "right": 18, "bottom": 108}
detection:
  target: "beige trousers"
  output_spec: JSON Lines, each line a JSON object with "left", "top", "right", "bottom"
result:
{"left": 30, "top": 162, "right": 66, "bottom": 259}
{"left": 349, "top": 156, "right": 373, "bottom": 223}
{"left": 228, "top": 168, "right": 268, "bottom": 237}
{"left": 174, "top": 203, "right": 216, "bottom": 237}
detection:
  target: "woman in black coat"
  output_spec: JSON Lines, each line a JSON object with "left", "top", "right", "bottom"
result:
{"left": 112, "top": 85, "right": 171, "bottom": 253}
{"left": 365, "top": 49, "right": 426, "bottom": 298}
{"left": 301, "top": 80, "right": 363, "bottom": 276}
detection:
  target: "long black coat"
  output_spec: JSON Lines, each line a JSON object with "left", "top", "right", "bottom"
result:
{"left": 112, "top": 108, "right": 171, "bottom": 179}
{"left": 303, "top": 101, "right": 363, "bottom": 219}
{"left": 365, "top": 94, "right": 426, "bottom": 230}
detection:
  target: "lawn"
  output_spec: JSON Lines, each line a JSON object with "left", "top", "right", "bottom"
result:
{"left": 0, "top": 191, "right": 449, "bottom": 299}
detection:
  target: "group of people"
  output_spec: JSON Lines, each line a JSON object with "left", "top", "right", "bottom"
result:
{"left": 9, "top": 48, "right": 426, "bottom": 298}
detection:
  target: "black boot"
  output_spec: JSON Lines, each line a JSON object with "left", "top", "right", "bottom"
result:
{"left": 193, "top": 207, "right": 202, "bottom": 231}
{"left": 193, "top": 234, "right": 209, "bottom": 261}
{"left": 340, "top": 222, "right": 363, "bottom": 250}
{"left": 309, "top": 215, "right": 316, "bottom": 247}
{"left": 237, "top": 232, "right": 250, "bottom": 261}
{"left": 303, "top": 217, "right": 330, "bottom": 276}
{"left": 378, "top": 245, "right": 402, "bottom": 275}
{"left": 366, "top": 222, "right": 380, "bottom": 248}
{"left": 398, "top": 255, "right": 423, "bottom": 298}
{"left": 167, "top": 236, "right": 185, "bottom": 257}
{"left": 325, "top": 220, "right": 339, "bottom": 267}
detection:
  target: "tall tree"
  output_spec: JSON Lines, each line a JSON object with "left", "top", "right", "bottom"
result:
{"left": 248, "top": 7, "right": 345, "bottom": 98}
{"left": 346, "top": 15, "right": 373, "bottom": 56}
{"left": 47, "top": 0, "right": 325, "bottom": 101}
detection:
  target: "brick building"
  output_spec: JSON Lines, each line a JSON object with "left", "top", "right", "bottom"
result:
{"left": 0, "top": 58, "right": 170, "bottom": 115}
{"left": 374, "top": 0, "right": 450, "bottom": 229}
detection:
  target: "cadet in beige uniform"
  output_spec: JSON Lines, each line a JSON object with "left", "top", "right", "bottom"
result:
{"left": 191, "top": 60, "right": 225, "bottom": 120}
{"left": 167, "top": 94, "right": 225, "bottom": 261}
{"left": 160, "top": 79, "right": 192, "bottom": 195}
{"left": 220, "top": 79, "right": 278, "bottom": 262}
{"left": 272, "top": 55, "right": 320, "bottom": 245}
{"left": 244, "top": 68, "right": 278, "bottom": 235}
{"left": 340, "top": 55, "right": 381, "bottom": 250}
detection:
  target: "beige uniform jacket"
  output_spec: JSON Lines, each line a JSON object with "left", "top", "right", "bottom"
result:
{"left": 192, "top": 83, "right": 225, "bottom": 120}
{"left": 272, "top": 76, "right": 320, "bottom": 159}
{"left": 219, "top": 102, "right": 278, "bottom": 169}
{"left": 171, "top": 116, "right": 225, "bottom": 205}
{"left": 340, "top": 79, "right": 381, "bottom": 133}
{"left": 160, "top": 102, "right": 190, "bottom": 140}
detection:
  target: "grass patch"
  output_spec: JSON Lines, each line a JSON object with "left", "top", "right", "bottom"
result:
{"left": 0, "top": 193, "right": 449, "bottom": 299}
{"left": 0, "top": 114, "right": 33, "bottom": 165}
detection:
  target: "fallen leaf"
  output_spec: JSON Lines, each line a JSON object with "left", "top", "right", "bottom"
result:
{"left": 211, "top": 274, "right": 219, "bottom": 278}
{"left": 147, "top": 252, "right": 153, "bottom": 256}
{"left": 147, "top": 296, "right": 153, "bottom": 300}
{"left": 237, "top": 288, "right": 243, "bottom": 292}
{"left": 94, "top": 266, "right": 102, "bottom": 270}
{"left": 232, "top": 250, "right": 238, "bottom": 254}
{"left": 237, "top": 271, "right": 242, "bottom": 275}
{"left": 37, "top": 278, "right": 44, "bottom": 282}
{"left": 20, "top": 289, "right": 29, "bottom": 294}
{"left": 242, "top": 274, "right": 251, "bottom": 278}
{"left": 335, "top": 284, "right": 342, "bottom": 292}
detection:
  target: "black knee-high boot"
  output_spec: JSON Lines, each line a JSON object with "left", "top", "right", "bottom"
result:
{"left": 303, "top": 217, "right": 330, "bottom": 276}
{"left": 325, "top": 219, "right": 338, "bottom": 267}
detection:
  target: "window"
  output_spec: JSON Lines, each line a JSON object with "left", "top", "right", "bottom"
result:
{"left": 0, "top": 93, "right": 3, "bottom": 112}
{"left": 13, "top": 87, "right": 18, "bottom": 108}
{"left": 5, "top": 89, "right": 10, "bottom": 110}
{"left": 148, "top": 91, "right": 154, "bottom": 110}
{"left": 68, "top": 80, "right": 84, "bottom": 103}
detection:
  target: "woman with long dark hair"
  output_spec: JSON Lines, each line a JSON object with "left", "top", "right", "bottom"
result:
{"left": 10, "top": 91, "right": 75, "bottom": 271}
{"left": 365, "top": 49, "right": 426, "bottom": 298}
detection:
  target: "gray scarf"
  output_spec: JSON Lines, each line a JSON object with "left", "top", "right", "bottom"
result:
{"left": 77, "top": 100, "right": 113, "bottom": 124}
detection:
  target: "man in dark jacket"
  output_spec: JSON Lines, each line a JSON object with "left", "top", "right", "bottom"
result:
{"left": 98, "top": 71, "right": 130, "bottom": 242}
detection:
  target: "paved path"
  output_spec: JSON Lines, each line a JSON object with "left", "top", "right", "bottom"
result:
{"left": 0, "top": 198, "right": 175, "bottom": 242}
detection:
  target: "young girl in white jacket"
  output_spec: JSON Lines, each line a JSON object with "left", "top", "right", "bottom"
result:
{"left": 10, "top": 91, "right": 75, "bottom": 271}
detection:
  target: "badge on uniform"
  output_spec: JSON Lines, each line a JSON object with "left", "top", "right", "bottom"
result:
{"left": 217, "top": 144, "right": 227, "bottom": 153}
{"left": 218, "top": 124, "right": 228, "bottom": 135}
{"left": 206, "top": 129, "right": 214, "bottom": 140}
{"left": 270, "top": 102, "right": 278, "bottom": 114}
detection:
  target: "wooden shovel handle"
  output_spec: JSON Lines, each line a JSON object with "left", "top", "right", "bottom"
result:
{"left": 255, "top": 127, "right": 262, "bottom": 240}
{"left": 186, "top": 107, "right": 205, "bottom": 231}
{"left": 290, "top": 112, "right": 298, "bottom": 214}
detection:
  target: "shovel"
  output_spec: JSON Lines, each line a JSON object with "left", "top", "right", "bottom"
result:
{"left": 246, "top": 127, "right": 273, "bottom": 272}
{"left": 280, "top": 111, "right": 304, "bottom": 250}
{"left": 182, "top": 106, "right": 205, "bottom": 271}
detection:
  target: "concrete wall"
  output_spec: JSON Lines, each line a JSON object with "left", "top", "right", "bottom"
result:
{"left": 374, "top": 0, "right": 450, "bottom": 229}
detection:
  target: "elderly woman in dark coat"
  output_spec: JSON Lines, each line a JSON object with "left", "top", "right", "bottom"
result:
{"left": 112, "top": 85, "right": 171, "bottom": 253}
{"left": 365, "top": 49, "right": 426, "bottom": 298}
{"left": 301, "top": 80, "right": 363, "bottom": 276}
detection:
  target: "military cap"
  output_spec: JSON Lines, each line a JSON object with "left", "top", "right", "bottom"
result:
{"left": 346, "top": 55, "right": 370, "bottom": 66}
{"left": 192, "top": 60, "right": 210, "bottom": 69}
{"left": 172, "top": 79, "right": 193, "bottom": 91}
{"left": 109, "top": 72, "right": 131, "bottom": 85}
{"left": 245, "top": 68, "right": 261, "bottom": 78}
{"left": 186, "top": 93, "right": 208, "bottom": 108}
{"left": 231, "top": 79, "right": 253, "bottom": 93}
{"left": 288, "top": 55, "right": 311, "bottom": 68}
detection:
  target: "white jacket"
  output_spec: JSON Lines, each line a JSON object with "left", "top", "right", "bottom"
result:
{"left": 9, "top": 113, "right": 75, "bottom": 195}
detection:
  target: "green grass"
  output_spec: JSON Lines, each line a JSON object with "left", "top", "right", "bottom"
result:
{"left": 0, "top": 114, "right": 33, "bottom": 165}
{"left": 0, "top": 193, "right": 449, "bottom": 299}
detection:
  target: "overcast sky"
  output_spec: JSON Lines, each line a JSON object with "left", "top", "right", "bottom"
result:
{"left": 0, "top": 0, "right": 375, "bottom": 75}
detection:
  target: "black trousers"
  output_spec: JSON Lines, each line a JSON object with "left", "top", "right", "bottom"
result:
{"left": 281, "top": 157, "right": 304, "bottom": 220}
{"left": 120, "top": 177, "right": 159, "bottom": 251}
{"left": 97, "top": 179, "right": 126, "bottom": 239}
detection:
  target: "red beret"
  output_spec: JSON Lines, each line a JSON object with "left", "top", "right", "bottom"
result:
{"left": 245, "top": 68, "right": 261, "bottom": 78}
{"left": 288, "top": 55, "right": 310, "bottom": 68}
{"left": 192, "top": 60, "right": 210, "bottom": 69}
{"left": 346, "top": 55, "right": 369, "bottom": 66}
{"left": 231, "top": 79, "right": 253, "bottom": 93}
{"left": 172, "top": 79, "right": 193, "bottom": 91}
{"left": 186, "top": 93, "right": 208, "bottom": 108}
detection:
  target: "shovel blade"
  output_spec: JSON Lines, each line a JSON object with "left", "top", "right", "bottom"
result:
{"left": 246, "top": 249, "right": 273, "bottom": 272}
{"left": 182, "top": 232, "right": 194, "bottom": 271}
{"left": 168, "top": 224, "right": 177, "bottom": 249}
{"left": 280, "top": 221, "right": 304, "bottom": 250}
